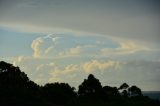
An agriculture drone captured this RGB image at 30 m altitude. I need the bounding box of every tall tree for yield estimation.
[78,74,103,99]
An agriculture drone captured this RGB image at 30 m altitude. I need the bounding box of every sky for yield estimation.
[0,0,160,91]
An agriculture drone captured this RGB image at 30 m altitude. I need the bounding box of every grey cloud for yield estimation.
[0,0,159,45]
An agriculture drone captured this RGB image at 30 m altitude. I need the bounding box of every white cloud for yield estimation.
[3,32,159,90]
[51,37,61,43]
[30,59,123,84]
[30,34,156,60]
[29,34,100,58]
[82,60,122,73]
[15,33,160,67]
[45,46,54,54]
[49,64,79,81]
[58,46,84,57]
[13,56,25,66]
[10,54,160,90]
[31,37,44,58]
[30,34,63,58]
[12,56,32,67]
[68,46,82,55]
[101,41,149,56]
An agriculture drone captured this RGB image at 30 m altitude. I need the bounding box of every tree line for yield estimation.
[0,61,159,106]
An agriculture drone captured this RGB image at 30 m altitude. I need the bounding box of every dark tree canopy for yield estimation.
[103,86,119,97]
[0,61,42,106]
[42,82,77,105]
[0,61,30,88]
[128,85,142,96]
[78,74,103,96]
[118,83,129,90]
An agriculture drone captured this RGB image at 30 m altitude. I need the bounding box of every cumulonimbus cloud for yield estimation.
[30,34,152,59]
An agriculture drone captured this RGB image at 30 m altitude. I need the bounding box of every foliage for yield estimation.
[42,82,77,105]
[128,85,142,96]
[119,83,129,90]
[78,74,102,95]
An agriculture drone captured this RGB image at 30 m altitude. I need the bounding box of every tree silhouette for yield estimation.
[118,83,129,97]
[0,61,38,89]
[78,74,104,103]
[128,85,142,96]
[0,61,41,106]
[42,82,77,105]
[118,83,129,90]
[103,86,119,97]
[0,61,159,106]
[78,74,103,96]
